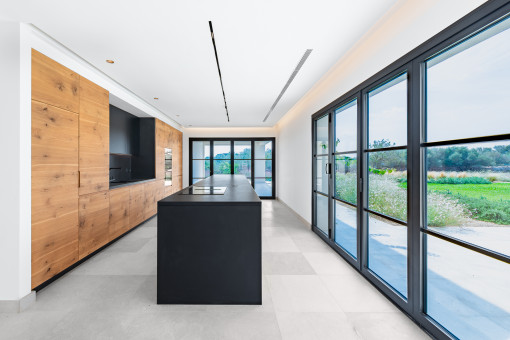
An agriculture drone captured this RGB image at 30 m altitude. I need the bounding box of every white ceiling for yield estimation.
[2,0,397,127]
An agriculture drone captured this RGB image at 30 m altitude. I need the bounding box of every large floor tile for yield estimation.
[263,252,315,275]
[267,275,341,313]
[303,252,356,275]
[347,312,431,340]
[263,236,300,253]
[276,311,361,340]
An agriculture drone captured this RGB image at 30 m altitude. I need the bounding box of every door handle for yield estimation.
[325,163,331,174]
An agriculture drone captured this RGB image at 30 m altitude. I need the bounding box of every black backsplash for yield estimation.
[109,105,155,183]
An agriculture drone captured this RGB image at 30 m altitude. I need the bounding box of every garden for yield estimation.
[335,139,510,227]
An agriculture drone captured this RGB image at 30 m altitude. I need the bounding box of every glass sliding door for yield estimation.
[234,141,251,182]
[423,15,510,339]
[213,141,231,174]
[365,72,408,298]
[191,141,211,184]
[254,141,273,196]
[189,138,276,198]
[314,114,330,235]
[334,99,358,258]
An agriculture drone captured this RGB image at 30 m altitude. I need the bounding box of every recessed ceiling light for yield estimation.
[106,59,114,64]
[176,115,180,117]
[154,97,159,100]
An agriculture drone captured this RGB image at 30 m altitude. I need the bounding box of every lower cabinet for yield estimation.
[109,186,130,240]
[79,191,110,259]
[130,184,145,228]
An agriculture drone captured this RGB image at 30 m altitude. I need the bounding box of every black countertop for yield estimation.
[159,175,260,205]
[109,178,156,189]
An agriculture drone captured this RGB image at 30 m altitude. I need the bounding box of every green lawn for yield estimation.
[427,183,510,202]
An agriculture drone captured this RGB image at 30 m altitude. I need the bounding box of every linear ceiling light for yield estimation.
[263,49,312,122]
[209,21,230,122]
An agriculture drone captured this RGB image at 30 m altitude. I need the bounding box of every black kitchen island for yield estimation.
[157,174,262,304]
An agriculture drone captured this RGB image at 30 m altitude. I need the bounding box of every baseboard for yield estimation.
[276,197,311,229]
[0,291,36,313]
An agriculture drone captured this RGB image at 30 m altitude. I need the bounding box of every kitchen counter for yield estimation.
[109,178,156,189]
[157,174,262,304]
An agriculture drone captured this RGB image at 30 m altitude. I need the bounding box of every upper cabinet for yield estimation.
[31,49,80,113]
[79,77,110,195]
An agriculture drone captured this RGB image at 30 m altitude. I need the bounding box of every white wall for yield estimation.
[182,127,277,187]
[275,0,487,223]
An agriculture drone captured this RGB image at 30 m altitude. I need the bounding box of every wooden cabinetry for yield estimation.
[31,50,184,289]
[31,49,80,113]
[129,184,145,228]
[31,100,79,289]
[78,191,110,259]
[109,186,130,240]
[155,119,183,197]
[79,77,109,196]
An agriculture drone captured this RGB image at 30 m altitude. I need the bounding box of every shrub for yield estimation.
[427,192,469,227]
[452,195,510,225]
[427,176,491,185]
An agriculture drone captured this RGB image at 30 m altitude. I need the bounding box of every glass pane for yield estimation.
[255,141,272,159]
[234,141,251,159]
[368,73,407,148]
[368,150,407,221]
[425,233,510,340]
[192,160,210,178]
[335,154,357,204]
[425,141,510,256]
[316,115,329,154]
[335,100,357,153]
[255,160,272,179]
[213,141,231,159]
[213,160,230,174]
[368,213,407,297]
[234,160,251,179]
[255,178,272,197]
[426,16,510,142]
[316,194,328,235]
[192,141,210,159]
[335,200,357,258]
[316,156,328,194]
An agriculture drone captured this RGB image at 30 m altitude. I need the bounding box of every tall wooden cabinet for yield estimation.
[31,50,183,289]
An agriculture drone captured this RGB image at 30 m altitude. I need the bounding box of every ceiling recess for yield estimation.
[263,49,312,122]
[209,21,230,122]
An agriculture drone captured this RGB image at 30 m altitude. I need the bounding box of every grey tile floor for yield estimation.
[0,200,431,340]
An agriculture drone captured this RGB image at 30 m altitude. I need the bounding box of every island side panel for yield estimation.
[157,202,261,304]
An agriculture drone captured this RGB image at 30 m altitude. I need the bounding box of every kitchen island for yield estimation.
[157,174,262,304]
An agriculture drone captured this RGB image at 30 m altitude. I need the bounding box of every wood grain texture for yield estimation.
[32,49,80,113]
[155,119,166,180]
[79,77,109,195]
[109,186,130,240]
[31,100,79,288]
[79,191,110,259]
[129,184,145,228]
[143,181,158,220]
[155,119,183,193]
[155,179,165,201]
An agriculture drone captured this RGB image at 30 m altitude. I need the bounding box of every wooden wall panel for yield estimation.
[129,184,145,228]
[79,191,110,259]
[32,49,80,113]
[109,186,130,240]
[31,100,79,288]
[79,77,109,196]
[155,119,166,180]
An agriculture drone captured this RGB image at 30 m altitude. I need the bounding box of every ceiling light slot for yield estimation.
[209,21,230,122]
[263,49,312,122]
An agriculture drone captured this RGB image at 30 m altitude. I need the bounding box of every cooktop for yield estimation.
[179,186,227,195]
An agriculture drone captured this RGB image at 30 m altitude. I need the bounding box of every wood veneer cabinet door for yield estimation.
[32,49,80,113]
[109,186,130,240]
[143,181,158,220]
[79,191,110,259]
[79,77,109,196]
[130,184,145,228]
[31,100,79,288]
[155,119,166,180]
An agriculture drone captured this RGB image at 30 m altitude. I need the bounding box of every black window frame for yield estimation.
[311,1,510,339]
[189,137,276,199]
